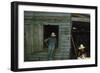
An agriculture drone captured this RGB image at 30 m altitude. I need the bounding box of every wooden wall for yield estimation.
[24,11,72,60]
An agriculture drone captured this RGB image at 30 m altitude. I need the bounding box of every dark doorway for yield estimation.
[43,25,59,48]
[71,21,90,59]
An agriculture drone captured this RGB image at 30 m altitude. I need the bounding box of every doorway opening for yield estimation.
[71,21,90,59]
[43,25,59,48]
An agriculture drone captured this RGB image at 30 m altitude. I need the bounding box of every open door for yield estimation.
[43,25,59,48]
[71,21,90,59]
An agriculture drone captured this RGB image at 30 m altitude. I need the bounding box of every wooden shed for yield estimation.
[24,11,72,61]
